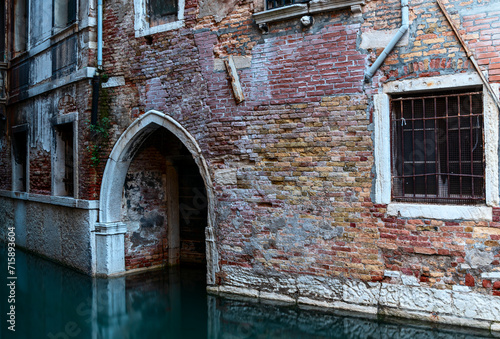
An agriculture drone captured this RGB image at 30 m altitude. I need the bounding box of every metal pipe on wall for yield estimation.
[97,0,103,69]
[365,0,409,81]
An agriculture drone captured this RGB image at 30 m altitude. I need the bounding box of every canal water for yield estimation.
[0,243,495,339]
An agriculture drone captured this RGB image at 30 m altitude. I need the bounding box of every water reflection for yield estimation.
[0,244,494,338]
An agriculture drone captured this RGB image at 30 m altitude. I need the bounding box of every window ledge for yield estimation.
[387,203,492,221]
[135,20,184,38]
[0,189,98,210]
[254,4,308,25]
[51,22,79,44]
[253,0,365,26]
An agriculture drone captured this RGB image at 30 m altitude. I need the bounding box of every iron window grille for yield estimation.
[390,90,484,205]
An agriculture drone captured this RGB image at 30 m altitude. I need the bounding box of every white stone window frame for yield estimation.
[374,73,499,221]
[133,0,185,38]
[51,112,78,198]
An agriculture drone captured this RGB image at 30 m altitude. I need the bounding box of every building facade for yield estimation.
[1,0,500,330]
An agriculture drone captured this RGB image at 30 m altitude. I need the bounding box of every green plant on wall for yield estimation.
[86,115,110,168]
[87,116,110,167]
[87,78,112,168]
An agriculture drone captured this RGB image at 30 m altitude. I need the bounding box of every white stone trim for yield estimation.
[211,266,500,331]
[51,112,79,198]
[95,222,127,275]
[0,189,99,209]
[133,0,185,38]
[253,0,365,25]
[8,67,97,104]
[484,83,500,206]
[481,272,500,279]
[102,76,126,88]
[253,4,308,25]
[373,93,391,205]
[373,73,499,220]
[387,203,492,221]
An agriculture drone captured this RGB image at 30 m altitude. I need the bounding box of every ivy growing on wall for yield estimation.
[87,73,111,168]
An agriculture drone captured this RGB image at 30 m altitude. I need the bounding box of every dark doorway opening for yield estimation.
[122,127,207,271]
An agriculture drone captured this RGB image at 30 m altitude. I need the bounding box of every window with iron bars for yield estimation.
[390,89,484,205]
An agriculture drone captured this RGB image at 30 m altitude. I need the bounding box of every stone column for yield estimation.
[95,222,127,275]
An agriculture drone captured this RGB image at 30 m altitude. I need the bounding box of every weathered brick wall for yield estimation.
[96,0,500,296]
[374,205,500,295]
[29,149,51,194]
[0,0,498,322]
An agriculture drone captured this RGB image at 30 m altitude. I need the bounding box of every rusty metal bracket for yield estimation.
[437,0,500,110]
[224,55,245,104]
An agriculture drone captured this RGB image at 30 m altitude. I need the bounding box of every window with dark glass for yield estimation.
[13,0,28,53]
[54,123,74,197]
[53,0,77,29]
[12,128,28,192]
[391,89,484,205]
[148,0,178,27]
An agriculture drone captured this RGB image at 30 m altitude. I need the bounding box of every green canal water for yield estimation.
[0,242,495,339]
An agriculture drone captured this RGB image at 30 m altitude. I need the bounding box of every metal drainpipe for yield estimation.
[365,0,409,81]
[91,0,103,126]
[97,0,103,69]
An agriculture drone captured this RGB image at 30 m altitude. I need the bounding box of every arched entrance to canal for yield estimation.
[98,110,218,283]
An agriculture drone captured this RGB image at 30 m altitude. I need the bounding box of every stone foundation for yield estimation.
[0,191,98,275]
[208,266,500,332]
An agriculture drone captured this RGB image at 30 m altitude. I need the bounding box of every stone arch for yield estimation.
[98,110,218,283]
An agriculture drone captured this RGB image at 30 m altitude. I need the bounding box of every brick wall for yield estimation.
[93,0,500,294]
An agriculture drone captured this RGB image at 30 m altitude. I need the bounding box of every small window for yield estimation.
[133,0,185,37]
[54,123,74,197]
[12,128,28,192]
[13,0,28,53]
[148,0,178,27]
[53,0,77,29]
[391,90,484,205]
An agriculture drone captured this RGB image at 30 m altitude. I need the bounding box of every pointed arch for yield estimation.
[98,110,218,283]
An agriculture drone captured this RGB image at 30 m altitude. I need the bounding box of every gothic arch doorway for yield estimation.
[98,111,218,283]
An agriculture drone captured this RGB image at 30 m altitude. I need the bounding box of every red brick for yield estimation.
[465,274,475,287]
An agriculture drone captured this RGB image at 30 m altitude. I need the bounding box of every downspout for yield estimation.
[91,0,103,126]
[97,0,103,69]
[365,0,409,81]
